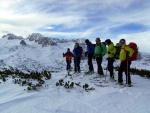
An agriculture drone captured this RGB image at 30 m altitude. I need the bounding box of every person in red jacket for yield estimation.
[63,48,74,71]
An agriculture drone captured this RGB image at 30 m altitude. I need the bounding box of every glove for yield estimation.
[93,55,95,59]
[63,53,65,57]
[115,66,119,71]
[108,52,110,54]
[85,52,88,57]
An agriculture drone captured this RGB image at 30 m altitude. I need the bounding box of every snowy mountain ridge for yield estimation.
[0,33,77,72]
[0,33,150,72]
[2,33,24,40]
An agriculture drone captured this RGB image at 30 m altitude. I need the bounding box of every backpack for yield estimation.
[102,42,106,47]
[101,42,106,56]
[122,42,138,61]
[93,44,96,48]
[128,42,138,61]
[95,42,106,56]
[114,43,121,60]
[88,43,95,53]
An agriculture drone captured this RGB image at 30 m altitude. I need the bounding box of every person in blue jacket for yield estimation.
[73,43,83,73]
[85,39,95,74]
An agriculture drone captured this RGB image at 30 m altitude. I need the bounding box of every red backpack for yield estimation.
[128,42,138,61]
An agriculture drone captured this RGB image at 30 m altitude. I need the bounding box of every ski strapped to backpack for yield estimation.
[122,42,138,61]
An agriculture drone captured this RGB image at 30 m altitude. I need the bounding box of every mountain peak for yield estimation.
[2,33,23,40]
[27,33,45,41]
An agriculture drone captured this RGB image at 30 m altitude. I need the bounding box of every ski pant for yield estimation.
[118,60,131,84]
[66,60,71,70]
[107,58,114,78]
[88,53,94,71]
[96,57,103,75]
[74,57,81,72]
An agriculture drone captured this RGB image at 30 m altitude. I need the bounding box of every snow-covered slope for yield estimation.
[0,33,75,72]
[0,33,150,113]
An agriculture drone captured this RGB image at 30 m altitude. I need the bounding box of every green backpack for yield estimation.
[114,43,121,59]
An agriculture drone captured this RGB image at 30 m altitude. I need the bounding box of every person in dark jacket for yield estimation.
[63,48,74,71]
[85,39,95,74]
[73,43,83,73]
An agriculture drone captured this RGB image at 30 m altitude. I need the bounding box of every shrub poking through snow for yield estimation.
[55,79,95,91]
[0,69,52,91]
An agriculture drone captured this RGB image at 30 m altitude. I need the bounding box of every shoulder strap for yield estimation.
[99,43,103,52]
[122,46,129,57]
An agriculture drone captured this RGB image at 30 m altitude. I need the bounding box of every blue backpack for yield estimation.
[88,42,95,53]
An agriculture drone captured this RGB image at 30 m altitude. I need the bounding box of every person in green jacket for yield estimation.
[94,37,106,77]
[118,39,134,87]
[105,39,116,81]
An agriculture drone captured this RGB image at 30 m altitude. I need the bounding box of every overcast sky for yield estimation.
[0,0,150,52]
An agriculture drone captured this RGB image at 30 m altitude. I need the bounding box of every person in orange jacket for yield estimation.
[63,48,74,71]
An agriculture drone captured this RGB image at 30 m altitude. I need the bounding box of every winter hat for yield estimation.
[67,48,70,51]
[119,39,126,44]
[74,43,79,48]
[96,37,100,41]
[85,39,89,43]
[105,39,111,45]
[76,43,79,46]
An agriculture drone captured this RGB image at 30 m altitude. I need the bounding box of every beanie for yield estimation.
[67,48,70,51]
[119,39,126,44]
[96,37,100,41]
[105,39,111,45]
[85,39,89,43]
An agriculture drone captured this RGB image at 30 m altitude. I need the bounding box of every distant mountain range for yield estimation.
[0,33,149,72]
[0,33,80,72]
[2,33,74,47]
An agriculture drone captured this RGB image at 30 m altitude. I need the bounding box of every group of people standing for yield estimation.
[63,38,134,87]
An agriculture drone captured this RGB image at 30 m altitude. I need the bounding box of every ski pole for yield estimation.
[105,67,107,82]
[75,57,77,73]
[127,59,129,85]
